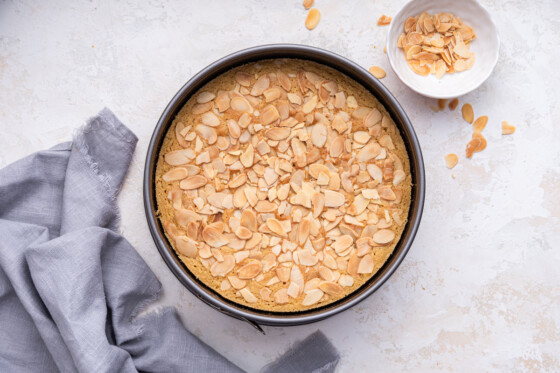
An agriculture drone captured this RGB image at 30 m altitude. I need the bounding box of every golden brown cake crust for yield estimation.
[155,59,412,312]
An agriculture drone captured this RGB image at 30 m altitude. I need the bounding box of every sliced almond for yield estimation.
[324,190,345,207]
[502,121,516,135]
[319,281,344,296]
[462,103,474,123]
[372,229,395,245]
[210,254,235,277]
[357,254,374,274]
[203,226,229,247]
[357,142,381,162]
[369,66,386,79]
[311,123,327,147]
[163,167,189,182]
[179,175,208,190]
[227,275,247,290]
[175,236,197,258]
[237,260,263,279]
[305,9,321,30]
[302,288,323,305]
[267,218,287,237]
[473,115,488,133]
[445,153,458,169]
[239,288,258,303]
[165,149,194,165]
[264,127,290,140]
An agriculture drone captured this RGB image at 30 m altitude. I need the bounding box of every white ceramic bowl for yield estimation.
[386,0,499,99]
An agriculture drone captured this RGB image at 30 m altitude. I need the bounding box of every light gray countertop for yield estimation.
[1,0,559,371]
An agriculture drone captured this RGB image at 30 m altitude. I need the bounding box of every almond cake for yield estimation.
[155,59,412,312]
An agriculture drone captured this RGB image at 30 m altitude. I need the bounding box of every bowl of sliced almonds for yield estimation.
[387,0,499,99]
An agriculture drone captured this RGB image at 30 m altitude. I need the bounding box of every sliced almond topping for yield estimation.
[502,121,516,135]
[347,253,360,277]
[312,192,325,218]
[378,186,396,201]
[179,175,208,190]
[235,226,253,240]
[255,200,277,213]
[261,105,280,125]
[462,103,474,123]
[393,170,406,186]
[302,288,323,306]
[324,190,345,207]
[197,92,215,104]
[330,136,345,158]
[264,127,290,140]
[237,260,263,279]
[445,153,458,169]
[210,254,235,277]
[240,144,254,168]
[263,87,282,103]
[175,236,197,258]
[202,226,229,247]
[333,234,353,253]
[230,95,253,113]
[357,254,374,274]
[228,173,248,189]
[297,218,311,245]
[302,95,318,114]
[227,119,241,139]
[311,123,327,147]
[241,210,257,231]
[372,229,395,245]
[267,218,287,237]
[240,288,258,303]
[338,274,354,287]
[227,275,247,290]
[274,288,289,304]
[357,142,381,162]
[251,75,270,96]
[163,167,189,182]
[165,149,194,166]
[235,72,252,87]
[472,133,487,152]
[319,281,344,296]
[303,0,313,9]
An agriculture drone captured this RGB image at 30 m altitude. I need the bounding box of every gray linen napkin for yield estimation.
[0,108,340,373]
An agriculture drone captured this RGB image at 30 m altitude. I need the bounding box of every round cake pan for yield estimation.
[144,44,425,330]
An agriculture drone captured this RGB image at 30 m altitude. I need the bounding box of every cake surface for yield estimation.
[155,59,412,312]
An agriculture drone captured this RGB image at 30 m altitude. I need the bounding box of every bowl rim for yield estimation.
[385,0,500,99]
[143,43,426,327]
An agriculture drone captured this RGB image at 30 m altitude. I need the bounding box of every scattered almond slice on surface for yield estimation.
[472,115,488,133]
[465,137,481,158]
[369,66,386,79]
[305,8,321,30]
[437,99,447,110]
[445,153,458,169]
[377,15,392,26]
[462,103,474,123]
[448,98,459,110]
[303,0,313,10]
[502,121,516,135]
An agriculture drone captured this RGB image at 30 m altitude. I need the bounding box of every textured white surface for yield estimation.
[1,0,559,371]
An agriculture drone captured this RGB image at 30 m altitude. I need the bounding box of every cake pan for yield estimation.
[144,44,425,331]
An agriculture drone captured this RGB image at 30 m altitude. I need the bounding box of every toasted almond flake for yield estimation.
[330,136,345,158]
[338,274,354,287]
[312,192,325,218]
[302,288,323,305]
[353,131,371,144]
[449,98,459,110]
[175,236,197,258]
[462,103,474,123]
[165,149,194,165]
[333,235,353,253]
[237,260,262,279]
[372,229,395,245]
[319,281,344,296]
[235,226,253,240]
[472,133,487,152]
[210,254,235,277]
[473,115,488,133]
[230,95,253,113]
[235,72,252,86]
[267,218,287,237]
[378,186,396,201]
[303,0,313,9]
[324,190,345,207]
[179,175,208,190]
[311,123,327,147]
[261,105,280,125]
[302,95,318,114]
[445,153,458,169]
[465,137,481,158]
[377,14,392,26]
[263,87,282,103]
[274,288,289,304]
[202,226,229,248]
[197,91,215,104]
[502,121,516,135]
[393,170,406,186]
[239,288,258,303]
[163,168,189,182]
[358,254,374,274]
[227,275,247,290]
[369,66,386,79]
[264,127,290,140]
[240,144,254,168]
[305,8,321,30]
[357,142,381,162]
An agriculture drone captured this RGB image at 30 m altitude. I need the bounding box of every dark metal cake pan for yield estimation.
[144,44,425,330]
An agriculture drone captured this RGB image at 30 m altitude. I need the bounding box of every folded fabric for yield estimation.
[0,108,340,373]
